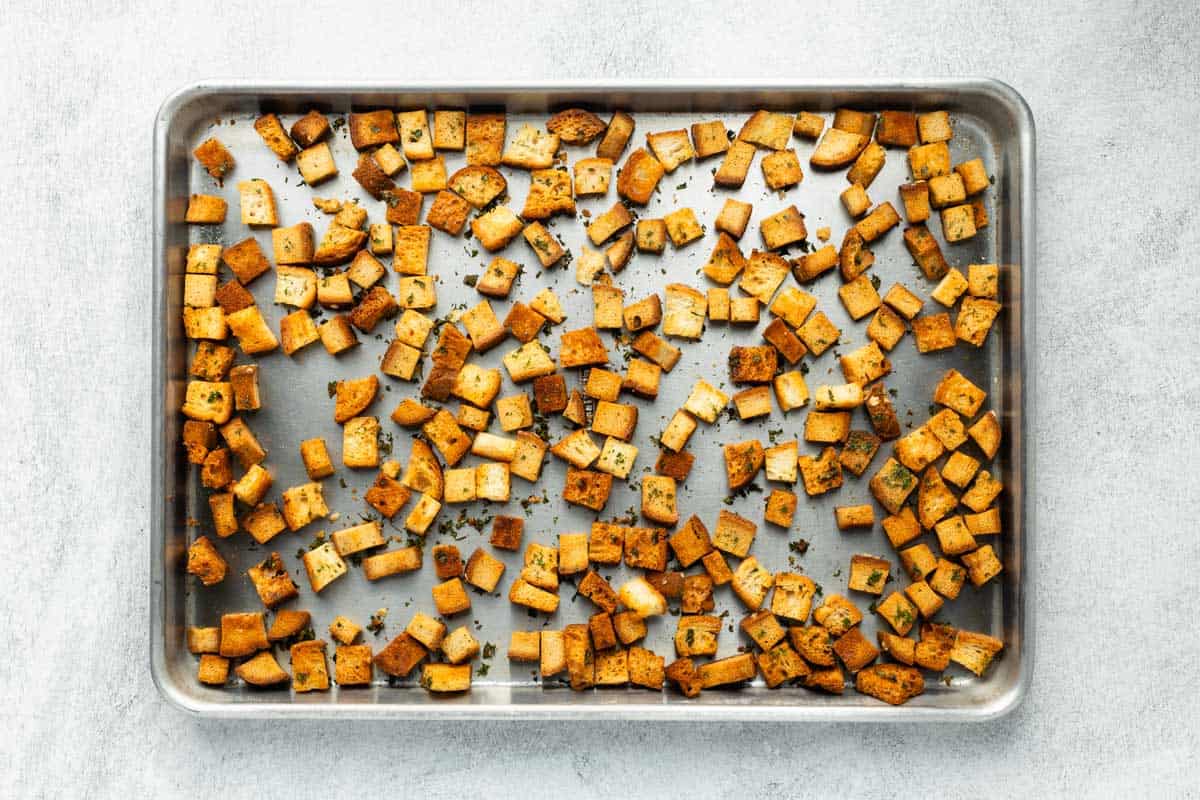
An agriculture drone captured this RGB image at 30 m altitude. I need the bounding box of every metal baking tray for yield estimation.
[152,80,1034,720]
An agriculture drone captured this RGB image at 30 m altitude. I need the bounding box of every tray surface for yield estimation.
[152,80,1033,719]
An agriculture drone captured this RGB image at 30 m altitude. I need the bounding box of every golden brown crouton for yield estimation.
[547,108,606,144]
[723,441,765,492]
[465,112,505,166]
[186,536,227,587]
[728,345,777,385]
[373,632,427,678]
[596,111,635,161]
[855,663,924,705]
[254,113,298,161]
[235,652,289,686]
[617,148,665,204]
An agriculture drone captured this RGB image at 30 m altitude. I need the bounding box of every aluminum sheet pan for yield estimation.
[152,80,1034,720]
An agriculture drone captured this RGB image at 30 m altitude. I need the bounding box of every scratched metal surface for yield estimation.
[152,82,1030,718]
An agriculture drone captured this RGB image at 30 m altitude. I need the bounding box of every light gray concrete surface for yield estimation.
[2,0,1198,796]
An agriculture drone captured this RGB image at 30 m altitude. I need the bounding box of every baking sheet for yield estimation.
[152,81,1033,719]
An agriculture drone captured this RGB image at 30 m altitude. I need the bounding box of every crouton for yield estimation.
[443,167,505,213]
[429,109,466,150]
[714,198,753,239]
[796,311,840,357]
[573,156,613,197]
[348,109,398,150]
[675,615,721,658]
[929,173,967,209]
[761,318,805,365]
[373,633,427,679]
[334,644,373,686]
[665,658,703,697]
[197,655,230,686]
[563,390,587,427]
[542,107,604,145]
[302,542,347,593]
[574,570,618,614]
[184,193,227,224]
[364,473,412,519]
[838,274,883,321]
[738,110,793,149]
[587,522,624,566]
[558,327,608,368]
[760,205,807,250]
[523,168,576,220]
[193,137,235,181]
[641,477,678,526]
[182,420,218,465]
[296,142,338,186]
[814,595,865,638]
[714,292,733,323]
[792,243,839,283]
[462,547,506,593]
[847,142,886,188]
[712,139,756,188]
[409,155,447,193]
[875,110,917,147]
[956,296,1002,347]
[740,250,790,303]
[810,128,867,169]
[950,630,1005,676]
[728,345,777,385]
[805,410,851,444]
[500,123,559,170]
[854,202,901,243]
[731,556,774,610]
[619,148,667,206]
[768,573,815,624]
[591,400,637,441]
[631,331,681,371]
[769,287,816,330]
[647,129,695,172]
[182,307,226,342]
[465,112,505,166]
[351,152,396,200]
[664,207,704,247]
[280,481,329,532]
[596,437,639,479]
[253,113,298,161]
[762,149,803,189]
[733,386,772,420]
[186,536,227,587]
[690,119,730,158]
[182,379,234,426]
[741,608,788,651]
[856,663,924,705]
[840,342,892,386]
[833,625,879,673]
[240,503,285,544]
[710,510,755,558]
[244,550,298,609]
[235,652,289,686]
[909,141,951,180]
[632,218,666,254]
[563,468,612,511]
[508,631,541,663]
[592,110,638,160]
[799,447,843,496]
[659,283,706,339]
[379,339,421,380]
[522,221,566,268]
[962,544,1003,586]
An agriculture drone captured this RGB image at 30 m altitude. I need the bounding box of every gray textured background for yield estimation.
[2,1,1198,797]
